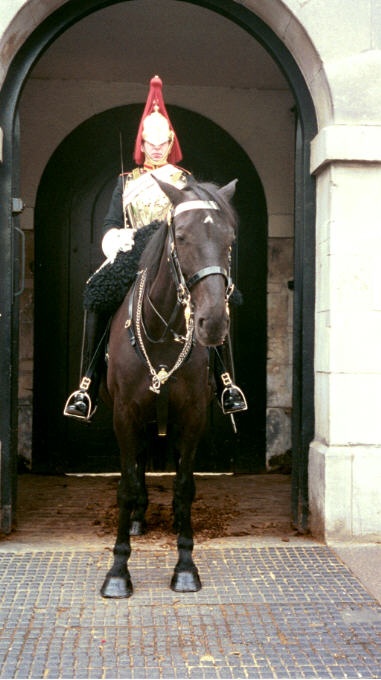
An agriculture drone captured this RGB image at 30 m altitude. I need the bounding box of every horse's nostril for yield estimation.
[196,314,229,345]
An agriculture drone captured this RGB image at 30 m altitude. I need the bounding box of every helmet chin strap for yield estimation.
[142,132,175,168]
[143,155,169,169]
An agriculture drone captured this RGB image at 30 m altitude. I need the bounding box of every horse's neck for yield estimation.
[142,249,184,338]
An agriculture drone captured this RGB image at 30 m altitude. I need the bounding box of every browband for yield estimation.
[173,200,219,217]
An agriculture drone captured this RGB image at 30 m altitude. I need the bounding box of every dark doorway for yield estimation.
[33,104,267,474]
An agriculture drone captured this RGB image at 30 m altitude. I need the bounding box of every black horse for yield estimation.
[100,176,238,598]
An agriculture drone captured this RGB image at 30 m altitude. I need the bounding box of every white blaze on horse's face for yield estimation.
[153,175,237,347]
[174,199,236,348]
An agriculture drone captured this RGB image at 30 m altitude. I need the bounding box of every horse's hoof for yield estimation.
[170,571,202,592]
[130,520,144,536]
[100,576,133,598]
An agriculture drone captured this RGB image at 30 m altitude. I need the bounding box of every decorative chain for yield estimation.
[134,269,195,394]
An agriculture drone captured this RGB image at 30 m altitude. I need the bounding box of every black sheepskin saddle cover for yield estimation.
[83,221,163,314]
[83,220,243,315]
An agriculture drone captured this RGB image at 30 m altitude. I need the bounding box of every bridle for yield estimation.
[167,198,235,312]
[127,195,235,394]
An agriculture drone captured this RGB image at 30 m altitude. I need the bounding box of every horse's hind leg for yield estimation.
[171,453,202,592]
[100,474,136,598]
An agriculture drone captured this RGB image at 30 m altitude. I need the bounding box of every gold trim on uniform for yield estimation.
[122,164,188,231]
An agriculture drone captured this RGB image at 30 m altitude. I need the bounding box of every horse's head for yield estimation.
[154,175,238,347]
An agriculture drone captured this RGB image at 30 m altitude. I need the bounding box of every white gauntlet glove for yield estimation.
[101,228,135,262]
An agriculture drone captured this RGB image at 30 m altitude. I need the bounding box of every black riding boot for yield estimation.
[213,340,247,415]
[64,310,109,422]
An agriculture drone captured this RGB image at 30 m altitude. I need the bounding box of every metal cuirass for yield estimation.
[122,164,188,230]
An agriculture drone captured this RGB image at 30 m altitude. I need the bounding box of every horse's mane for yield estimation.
[83,178,241,315]
[139,178,237,287]
[139,219,169,285]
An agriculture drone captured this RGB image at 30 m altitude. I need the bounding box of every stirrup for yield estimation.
[63,388,96,422]
[219,372,248,415]
[221,385,248,415]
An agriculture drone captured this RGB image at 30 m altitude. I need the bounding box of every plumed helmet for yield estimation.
[133,75,182,165]
[142,109,172,146]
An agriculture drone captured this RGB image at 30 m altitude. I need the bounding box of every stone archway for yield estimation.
[0,0,321,532]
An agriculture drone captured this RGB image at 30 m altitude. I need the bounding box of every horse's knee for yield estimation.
[173,474,195,502]
[117,477,140,509]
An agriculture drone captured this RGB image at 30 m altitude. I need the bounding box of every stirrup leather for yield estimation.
[220,372,248,415]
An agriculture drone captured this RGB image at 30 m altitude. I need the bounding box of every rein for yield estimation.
[126,197,235,395]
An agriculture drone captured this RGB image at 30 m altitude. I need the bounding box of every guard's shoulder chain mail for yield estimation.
[122,164,188,230]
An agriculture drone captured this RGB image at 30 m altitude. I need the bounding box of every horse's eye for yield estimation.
[176,230,186,244]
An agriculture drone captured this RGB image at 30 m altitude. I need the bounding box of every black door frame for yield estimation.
[0,0,317,533]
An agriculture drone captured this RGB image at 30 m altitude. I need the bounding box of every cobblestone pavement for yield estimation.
[0,543,380,679]
[0,475,380,679]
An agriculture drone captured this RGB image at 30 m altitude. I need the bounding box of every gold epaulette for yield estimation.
[120,168,144,180]
[172,170,185,184]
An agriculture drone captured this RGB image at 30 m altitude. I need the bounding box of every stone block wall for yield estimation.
[266,238,294,468]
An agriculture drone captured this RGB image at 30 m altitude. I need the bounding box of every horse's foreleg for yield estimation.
[129,452,148,536]
[171,456,202,592]
[100,473,136,598]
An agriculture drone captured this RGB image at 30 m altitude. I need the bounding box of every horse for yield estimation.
[100,176,238,598]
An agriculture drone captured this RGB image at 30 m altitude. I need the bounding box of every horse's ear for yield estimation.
[218,179,238,203]
[152,176,184,206]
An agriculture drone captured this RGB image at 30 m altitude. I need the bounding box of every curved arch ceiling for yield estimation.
[28,0,289,90]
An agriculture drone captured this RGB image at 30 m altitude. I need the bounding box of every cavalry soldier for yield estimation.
[64,75,247,422]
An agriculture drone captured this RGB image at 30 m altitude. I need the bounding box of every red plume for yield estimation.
[133,75,182,165]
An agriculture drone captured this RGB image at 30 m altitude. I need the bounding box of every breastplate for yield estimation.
[123,164,188,230]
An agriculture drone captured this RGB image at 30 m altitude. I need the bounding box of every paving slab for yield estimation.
[0,543,380,679]
[330,543,381,605]
[1,474,380,679]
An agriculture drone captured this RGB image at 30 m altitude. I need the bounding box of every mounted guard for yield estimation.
[64,75,247,423]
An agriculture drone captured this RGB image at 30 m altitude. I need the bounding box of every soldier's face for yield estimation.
[142,140,170,163]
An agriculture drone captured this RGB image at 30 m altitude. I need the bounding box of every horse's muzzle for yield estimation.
[194,311,229,347]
